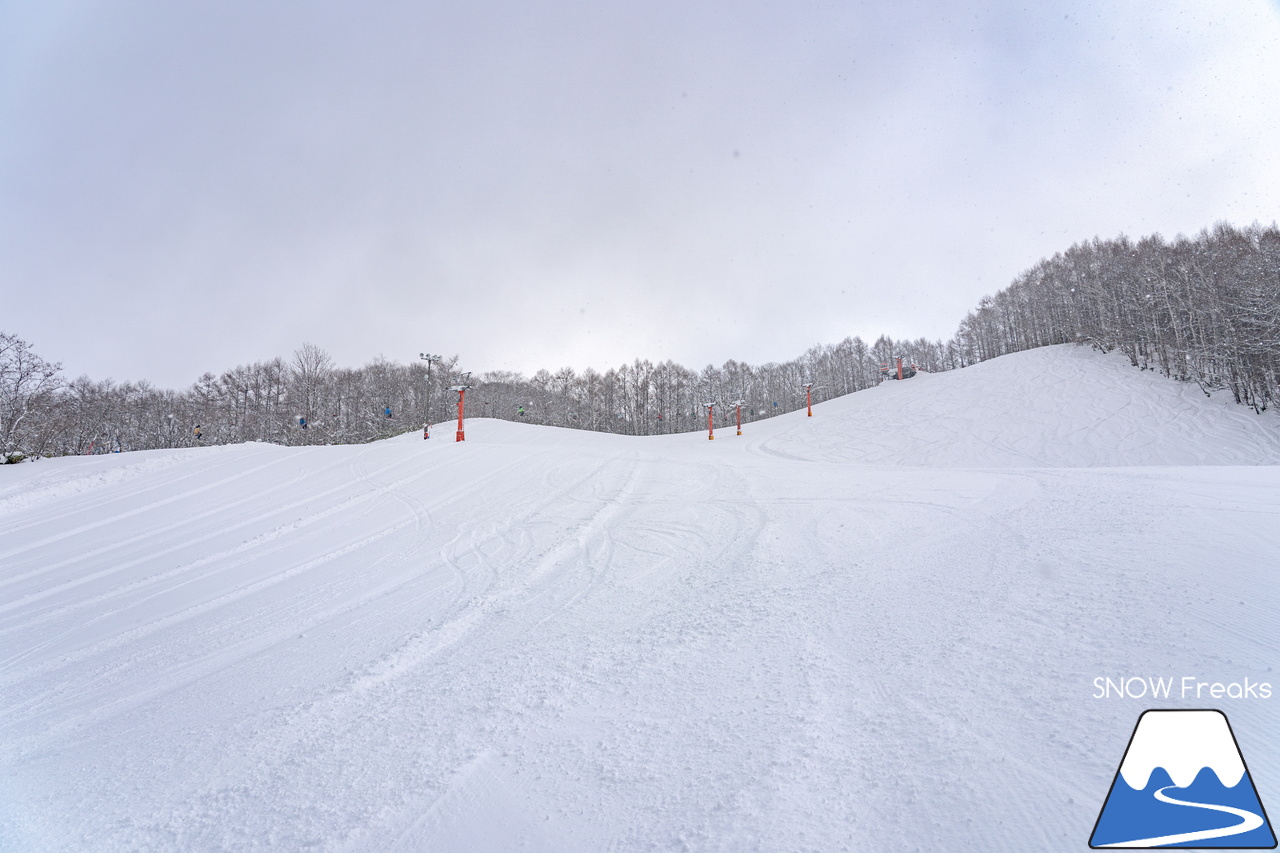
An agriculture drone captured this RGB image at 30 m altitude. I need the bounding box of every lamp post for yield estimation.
[705,402,716,440]
[450,372,473,442]
[730,399,745,435]
[803,383,814,417]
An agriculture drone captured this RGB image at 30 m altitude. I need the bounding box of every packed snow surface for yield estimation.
[2,344,1278,851]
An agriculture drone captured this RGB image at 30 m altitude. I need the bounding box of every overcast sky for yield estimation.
[2,0,1279,387]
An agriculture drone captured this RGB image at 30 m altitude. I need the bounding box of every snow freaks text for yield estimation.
[1093,677,1273,701]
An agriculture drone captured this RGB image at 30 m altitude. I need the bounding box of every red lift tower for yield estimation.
[730,399,745,435]
[450,374,473,442]
[803,383,814,417]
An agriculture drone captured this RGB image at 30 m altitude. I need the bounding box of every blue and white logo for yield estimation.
[1091,709,1276,848]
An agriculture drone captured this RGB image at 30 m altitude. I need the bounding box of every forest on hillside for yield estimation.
[3,222,1278,460]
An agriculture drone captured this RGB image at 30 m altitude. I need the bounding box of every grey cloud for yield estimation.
[2,0,1277,386]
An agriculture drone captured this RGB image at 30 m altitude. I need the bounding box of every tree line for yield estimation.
[3,221,1277,460]
[468,331,951,437]
[0,329,944,458]
[0,337,468,460]
[948,221,1280,413]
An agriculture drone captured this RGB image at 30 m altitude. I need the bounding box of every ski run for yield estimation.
[2,343,1279,851]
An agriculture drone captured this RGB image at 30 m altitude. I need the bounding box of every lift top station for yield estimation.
[880,357,917,380]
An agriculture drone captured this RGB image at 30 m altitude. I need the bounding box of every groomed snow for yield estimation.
[2,344,1278,851]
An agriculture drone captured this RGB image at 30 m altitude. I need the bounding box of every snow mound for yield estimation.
[753,344,1280,467]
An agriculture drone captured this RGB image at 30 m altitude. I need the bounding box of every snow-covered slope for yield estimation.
[1,345,1278,852]
[753,344,1280,467]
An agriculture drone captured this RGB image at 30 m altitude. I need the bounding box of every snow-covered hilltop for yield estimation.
[753,344,1280,467]
[2,345,1278,852]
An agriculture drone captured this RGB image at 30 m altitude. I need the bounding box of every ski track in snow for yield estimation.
[1,345,1278,852]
